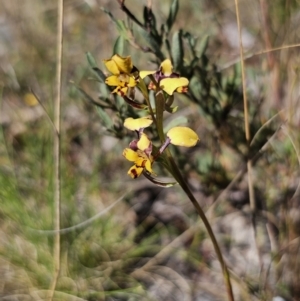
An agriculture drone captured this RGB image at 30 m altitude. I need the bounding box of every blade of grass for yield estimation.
[220,43,300,71]
[48,0,64,300]
[234,0,262,272]
[29,192,129,235]
[30,89,56,131]
[259,0,280,107]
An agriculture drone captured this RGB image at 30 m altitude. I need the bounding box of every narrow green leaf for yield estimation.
[86,52,98,68]
[134,24,164,60]
[166,0,179,32]
[101,7,129,39]
[143,172,177,187]
[123,96,148,110]
[165,38,171,56]
[143,6,149,26]
[189,76,202,99]
[99,83,110,100]
[150,9,158,33]
[115,20,129,38]
[165,94,178,113]
[183,31,197,58]
[100,7,117,23]
[143,29,164,59]
[92,67,106,83]
[171,30,184,70]
[165,105,178,114]
[96,106,113,129]
[137,79,150,103]
[143,6,160,42]
[165,94,174,107]
[113,35,125,56]
[77,87,98,105]
[77,86,109,109]
[115,95,124,110]
[183,32,195,48]
[197,35,209,57]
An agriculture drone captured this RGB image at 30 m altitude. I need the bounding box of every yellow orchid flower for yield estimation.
[103,54,138,97]
[167,127,199,147]
[123,133,154,178]
[140,59,189,95]
[140,59,175,79]
[103,54,133,75]
[160,77,189,95]
[124,116,153,131]
[160,59,173,76]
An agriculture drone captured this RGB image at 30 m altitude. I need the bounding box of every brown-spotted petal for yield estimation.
[128,165,144,178]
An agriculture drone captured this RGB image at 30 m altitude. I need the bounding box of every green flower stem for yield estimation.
[165,148,235,301]
[154,90,166,143]
[137,78,157,125]
[148,74,166,143]
[137,72,234,299]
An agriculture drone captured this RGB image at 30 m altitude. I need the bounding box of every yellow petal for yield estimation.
[127,76,137,87]
[124,117,153,131]
[112,86,128,96]
[140,70,155,79]
[112,54,133,74]
[160,59,173,75]
[135,157,153,174]
[128,165,143,178]
[103,58,120,75]
[105,75,122,87]
[144,159,153,174]
[103,54,133,75]
[135,156,146,166]
[160,77,189,95]
[137,133,151,151]
[167,127,199,147]
[123,148,139,162]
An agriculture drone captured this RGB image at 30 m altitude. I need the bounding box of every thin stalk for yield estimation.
[165,149,235,301]
[142,75,166,143]
[139,64,234,300]
[48,0,64,300]
[233,0,256,216]
[234,0,262,268]
[233,0,250,144]
[259,0,280,107]
[137,77,157,126]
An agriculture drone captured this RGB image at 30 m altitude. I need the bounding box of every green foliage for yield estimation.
[113,35,126,56]
[86,1,278,186]
[166,0,179,33]
[171,30,184,70]
[81,1,299,298]
[1,0,300,300]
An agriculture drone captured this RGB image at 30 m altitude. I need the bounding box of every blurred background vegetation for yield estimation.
[1,0,300,300]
